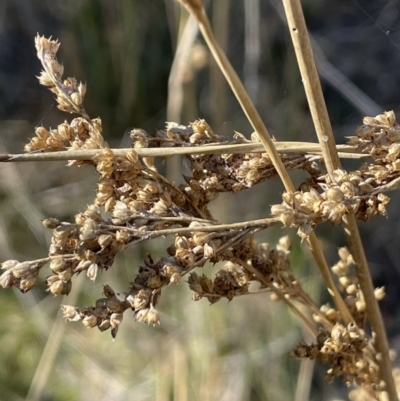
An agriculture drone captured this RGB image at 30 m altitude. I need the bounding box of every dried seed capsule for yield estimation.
[359,182,375,194]
[95,298,107,308]
[50,257,66,274]
[75,260,92,273]
[42,218,60,229]
[338,247,351,262]
[48,277,71,296]
[129,290,150,310]
[147,305,160,326]
[61,305,81,322]
[82,314,98,328]
[70,92,82,106]
[110,313,123,329]
[203,243,216,259]
[84,204,102,220]
[1,260,19,270]
[98,319,111,332]
[175,249,195,267]
[346,284,357,295]
[19,273,37,292]
[374,287,386,301]
[325,308,339,323]
[12,262,31,278]
[146,275,162,289]
[162,264,180,277]
[125,294,136,309]
[325,188,344,202]
[103,285,115,298]
[170,273,181,284]
[58,267,72,282]
[93,307,109,319]
[98,235,113,249]
[87,263,99,281]
[79,219,98,241]
[106,297,123,313]
[175,236,190,250]
[355,300,366,312]
[0,270,14,288]
[135,308,149,323]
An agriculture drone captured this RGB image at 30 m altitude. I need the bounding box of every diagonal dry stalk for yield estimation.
[176,0,353,327]
[281,0,397,399]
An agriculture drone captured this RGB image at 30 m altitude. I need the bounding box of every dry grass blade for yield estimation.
[281,0,397,399]
[167,13,199,122]
[25,274,84,401]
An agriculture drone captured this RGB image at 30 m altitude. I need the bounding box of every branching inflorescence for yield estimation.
[1,33,400,400]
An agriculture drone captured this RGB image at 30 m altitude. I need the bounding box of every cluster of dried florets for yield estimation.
[57,232,295,336]
[297,247,388,394]
[151,122,320,194]
[0,259,47,293]
[271,111,400,240]
[270,172,390,240]
[330,247,386,327]
[27,36,104,156]
[2,35,398,397]
[291,324,379,394]
[35,35,88,116]
[25,118,105,153]
[348,111,400,165]
[187,236,293,303]
[349,368,400,401]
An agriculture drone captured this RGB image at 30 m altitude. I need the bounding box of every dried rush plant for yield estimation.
[2,5,400,401]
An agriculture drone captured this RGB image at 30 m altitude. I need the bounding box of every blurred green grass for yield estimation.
[1,1,400,400]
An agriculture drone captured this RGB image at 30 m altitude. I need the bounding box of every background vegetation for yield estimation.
[1,0,400,400]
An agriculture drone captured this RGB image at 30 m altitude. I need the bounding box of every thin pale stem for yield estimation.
[102,217,280,240]
[243,262,318,337]
[0,142,364,162]
[281,0,397,398]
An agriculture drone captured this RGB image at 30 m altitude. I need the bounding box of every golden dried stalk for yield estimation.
[281,0,397,398]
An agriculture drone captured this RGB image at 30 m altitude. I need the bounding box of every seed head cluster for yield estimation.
[270,112,400,240]
[0,35,398,398]
[291,324,376,392]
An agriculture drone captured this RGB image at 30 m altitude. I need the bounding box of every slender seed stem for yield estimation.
[281,0,397,398]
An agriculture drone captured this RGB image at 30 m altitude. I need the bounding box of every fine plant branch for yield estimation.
[243,262,318,337]
[102,217,280,244]
[177,0,353,329]
[0,142,367,163]
[281,0,397,399]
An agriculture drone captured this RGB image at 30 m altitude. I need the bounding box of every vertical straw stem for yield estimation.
[177,0,353,326]
[281,0,397,399]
